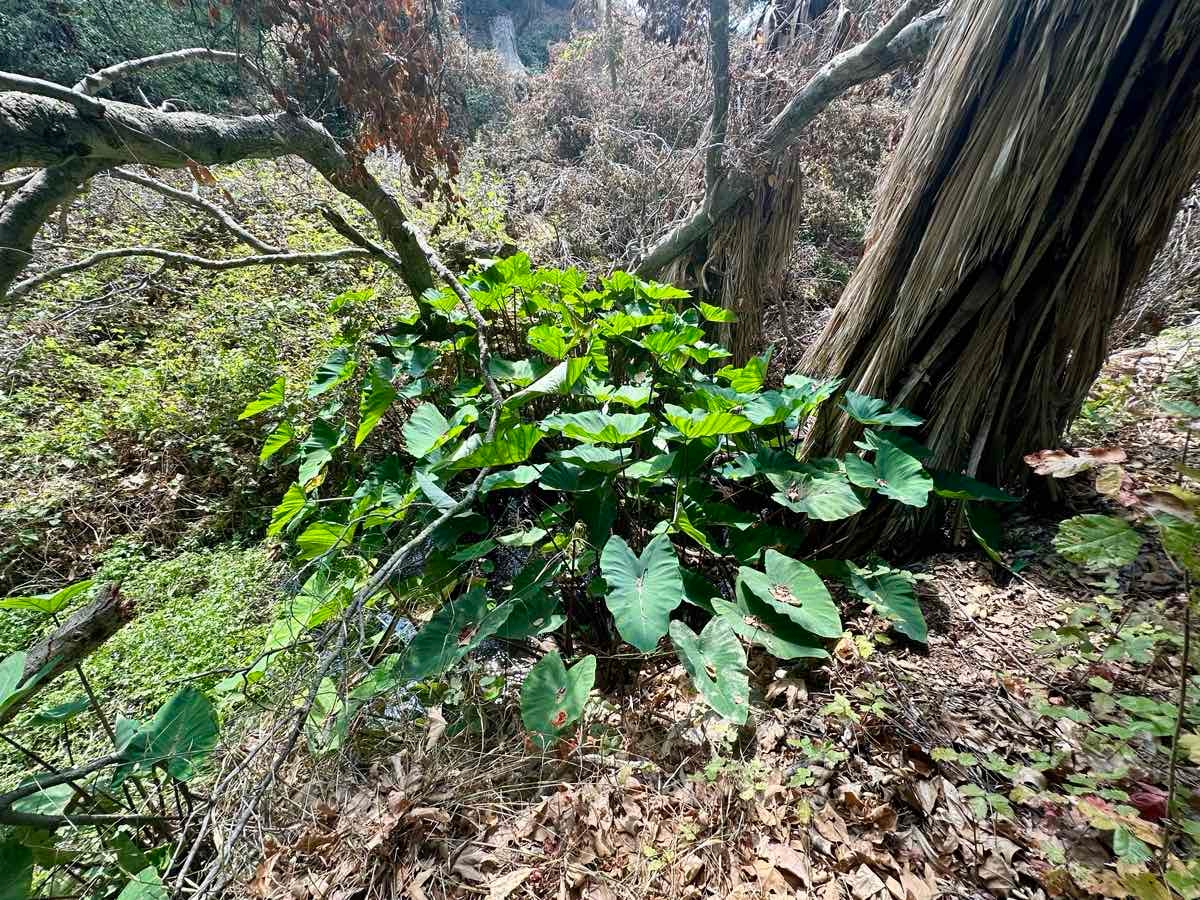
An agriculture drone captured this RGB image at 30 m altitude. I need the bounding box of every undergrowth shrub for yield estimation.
[233,253,1015,748]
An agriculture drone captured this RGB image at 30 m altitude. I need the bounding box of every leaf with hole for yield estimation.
[1054,515,1143,571]
[670,617,750,724]
[848,570,927,642]
[767,466,865,521]
[600,533,684,652]
[396,588,512,682]
[520,652,596,746]
[737,550,841,638]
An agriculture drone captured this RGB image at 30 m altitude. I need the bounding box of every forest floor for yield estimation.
[236,328,1200,900]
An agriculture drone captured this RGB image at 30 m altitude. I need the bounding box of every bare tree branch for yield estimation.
[74,47,270,97]
[704,0,731,211]
[0,72,107,116]
[110,167,282,253]
[635,6,946,277]
[9,245,371,299]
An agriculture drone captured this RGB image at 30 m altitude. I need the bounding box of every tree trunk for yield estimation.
[802,0,1200,495]
[491,15,528,76]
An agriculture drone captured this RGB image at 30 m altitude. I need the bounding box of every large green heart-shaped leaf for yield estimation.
[663,404,753,439]
[116,868,168,900]
[737,550,841,638]
[520,652,596,746]
[872,439,933,507]
[0,651,26,710]
[930,470,1019,503]
[544,411,649,444]
[404,403,450,458]
[1054,515,1143,571]
[0,579,93,615]
[298,418,345,487]
[551,445,627,472]
[711,598,828,661]
[397,588,512,682]
[119,687,219,782]
[698,301,737,323]
[495,589,565,639]
[743,392,803,426]
[841,391,923,427]
[670,618,750,724]
[306,347,356,398]
[639,326,705,356]
[584,380,653,409]
[767,466,865,521]
[355,367,397,448]
[716,351,769,393]
[848,570,927,643]
[600,533,684,652]
[268,483,309,536]
[527,324,571,359]
[238,376,285,420]
[448,424,543,470]
[295,520,356,560]
[480,465,546,493]
[507,358,591,408]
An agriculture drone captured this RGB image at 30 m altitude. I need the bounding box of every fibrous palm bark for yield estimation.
[803,0,1200,490]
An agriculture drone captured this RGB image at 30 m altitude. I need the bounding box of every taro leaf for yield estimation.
[397,588,512,682]
[1155,514,1200,578]
[0,838,33,900]
[0,579,93,615]
[711,597,828,661]
[737,550,841,638]
[296,520,356,560]
[669,617,750,724]
[527,324,570,359]
[1024,447,1127,478]
[841,391,923,427]
[716,352,769,393]
[1054,514,1143,571]
[782,374,842,412]
[931,470,1019,503]
[298,418,344,487]
[12,779,72,816]
[966,501,1003,563]
[119,687,219,782]
[238,376,285,420]
[448,424,543,470]
[600,533,684,652]
[543,411,650,444]
[639,326,705,357]
[550,445,626,472]
[622,452,677,482]
[487,357,543,386]
[496,590,565,639]
[663,404,753,439]
[268,483,309,536]
[597,310,668,336]
[743,391,802,426]
[480,465,546,493]
[0,651,26,709]
[507,357,590,408]
[848,570,927,642]
[639,280,690,300]
[450,538,496,562]
[872,438,933,507]
[596,382,653,409]
[260,421,295,464]
[539,462,606,492]
[32,696,91,724]
[843,454,878,489]
[404,403,451,458]
[115,867,168,900]
[415,471,458,511]
[355,368,397,448]
[856,428,933,460]
[520,652,596,746]
[767,466,865,521]
[698,301,737,323]
[306,348,356,398]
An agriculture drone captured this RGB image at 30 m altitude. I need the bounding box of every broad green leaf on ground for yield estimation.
[260,421,295,464]
[507,357,591,408]
[298,418,344,487]
[268,483,309,536]
[480,465,546,493]
[296,520,356,560]
[527,324,571,359]
[737,550,841,638]
[404,403,451,458]
[600,533,684,652]
[663,404,753,439]
[767,466,865,521]
[118,687,219,782]
[355,368,397,448]
[716,351,770,393]
[115,868,168,900]
[848,570,927,642]
[520,652,596,746]
[711,597,828,660]
[698,301,737,323]
[306,347,356,398]
[670,618,750,724]
[448,424,543,470]
[1054,514,1143,570]
[238,376,285,420]
[841,391,923,427]
[397,588,512,682]
[0,839,33,900]
[931,470,1019,503]
[639,326,705,357]
[871,438,933,507]
[543,410,650,444]
[0,579,93,615]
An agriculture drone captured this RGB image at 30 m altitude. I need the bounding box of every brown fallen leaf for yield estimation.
[762,841,812,887]
[1024,447,1126,478]
[488,867,533,900]
[848,864,886,900]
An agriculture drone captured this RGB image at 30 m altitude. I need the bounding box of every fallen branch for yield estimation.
[0,584,132,726]
[74,47,270,97]
[110,168,282,253]
[0,72,106,116]
[8,245,372,299]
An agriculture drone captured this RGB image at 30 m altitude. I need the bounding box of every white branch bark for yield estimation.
[73,47,269,96]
